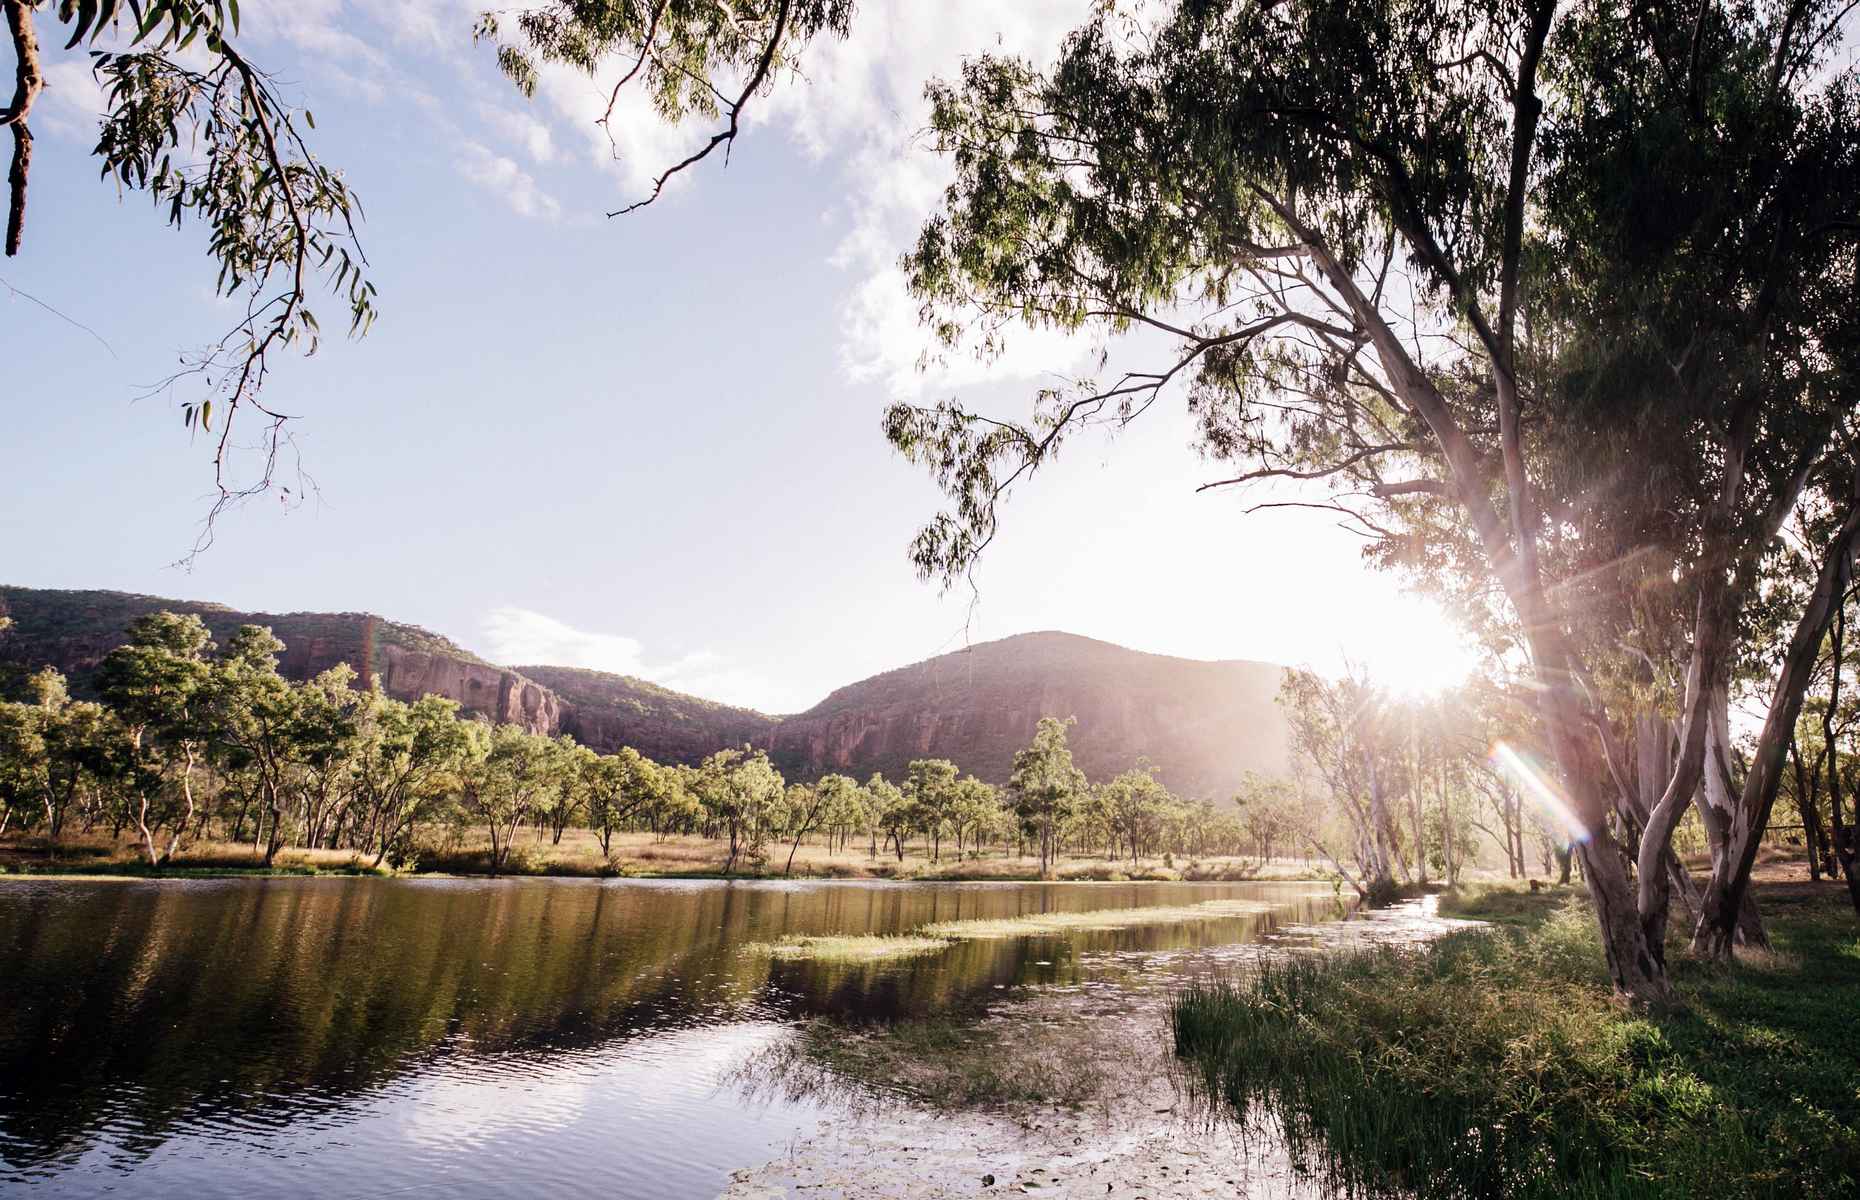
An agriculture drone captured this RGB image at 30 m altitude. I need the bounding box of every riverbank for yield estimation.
[1172,879,1860,1199]
[0,831,1331,885]
[720,900,1467,1199]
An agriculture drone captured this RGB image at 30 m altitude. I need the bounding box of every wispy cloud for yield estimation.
[458,142,561,219]
[753,2,1101,396]
[481,607,804,714]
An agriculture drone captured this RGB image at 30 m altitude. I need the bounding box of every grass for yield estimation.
[746,934,952,963]
[1170,879,1860,1199]
[740,897,1302,962]
[920,897,1285,940]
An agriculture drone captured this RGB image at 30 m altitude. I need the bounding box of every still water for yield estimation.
[0,877,1340,1198]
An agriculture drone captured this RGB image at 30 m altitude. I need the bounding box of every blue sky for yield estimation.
[2,2,1475,713]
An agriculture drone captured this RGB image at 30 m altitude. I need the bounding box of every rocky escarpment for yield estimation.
[0,586,761,760]
[763,631,1288,799]
[373,644,563,734]
[0,587,559,735]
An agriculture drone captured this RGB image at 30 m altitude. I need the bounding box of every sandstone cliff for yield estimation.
[762,631,1288,798]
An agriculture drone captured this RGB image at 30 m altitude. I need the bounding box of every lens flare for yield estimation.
[1489,740,1591,846]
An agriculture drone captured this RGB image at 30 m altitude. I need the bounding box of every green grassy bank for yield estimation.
[1170,881,1860,1199]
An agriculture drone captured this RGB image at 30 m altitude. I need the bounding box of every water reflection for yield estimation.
[0,877,1338,1198]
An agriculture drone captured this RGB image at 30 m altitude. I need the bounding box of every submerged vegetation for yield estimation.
[748,934,951,963]
[921,898,1282,940]
[742,897,1307,963]
[1171,884,1860,1199]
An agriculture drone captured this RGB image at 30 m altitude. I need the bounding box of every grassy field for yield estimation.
[1171,872,1860,1199]
[0,827,1330,884]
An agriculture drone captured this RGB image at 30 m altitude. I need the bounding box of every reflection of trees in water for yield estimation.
[0,879,1331,1171]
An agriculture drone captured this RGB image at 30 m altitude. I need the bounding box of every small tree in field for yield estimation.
[904,758,961,862]
[97,612,214,866]
[585,747,668,858]
[690,747,785,872]
[1009,717,1086,877]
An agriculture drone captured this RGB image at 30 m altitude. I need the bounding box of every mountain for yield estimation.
[0,588,1287,792]
[763,632,1288,798]
[0,587,768,762]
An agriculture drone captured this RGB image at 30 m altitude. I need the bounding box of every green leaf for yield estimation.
[66,0,98,49]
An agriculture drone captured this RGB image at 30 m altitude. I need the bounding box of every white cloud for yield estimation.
[753,1,1101,396]
[482,104,558,164]
[35,61,109,140]
[481,608,803,713]
[458,142,561,219]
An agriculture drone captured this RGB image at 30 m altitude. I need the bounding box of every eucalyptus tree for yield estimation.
[903,757,962,862]
[783,772,859,872]
[350,692,472,868]
[1008,716,1086,876]
[1233,773,1298,865]
[1279,669,1402,896]
[96,610,214,865]
[881,0,1859,998]
[0,694,46,838]
[950,775,1002,855]
[865,772,905,859]
[208,625,303,865]
[538,735,590,845]
[1816,578,1860,912]
[689,746,785,871]
[0,669,113,848]
[291,665,365,851]
[465,724,564,875]
[1103,760,1171,864]
[585,745,668,856]
[822,772,871,854]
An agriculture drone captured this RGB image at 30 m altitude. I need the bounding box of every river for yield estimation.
[0,876,1344,1198]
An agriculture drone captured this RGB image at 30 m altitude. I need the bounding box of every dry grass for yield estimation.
[0,835,384,876]
[4,826,1337,883]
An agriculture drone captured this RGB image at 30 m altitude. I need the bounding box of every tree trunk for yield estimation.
[1695,491,1860,955]
[1821,601,1860,917]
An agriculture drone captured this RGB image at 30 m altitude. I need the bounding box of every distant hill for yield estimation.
[514,664,778,765]
[0,587,766,762]
[0,589,1287,792]
[763,631,1288,798]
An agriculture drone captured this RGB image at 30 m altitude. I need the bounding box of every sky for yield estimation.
[1,1,1480,714]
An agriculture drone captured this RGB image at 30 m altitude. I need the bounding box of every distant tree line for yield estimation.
[0,614,1298,876]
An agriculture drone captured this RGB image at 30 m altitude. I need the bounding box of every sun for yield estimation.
[1346,592,1482,698]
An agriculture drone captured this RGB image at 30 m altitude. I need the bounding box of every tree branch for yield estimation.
[2,0,45,257]
[609,0,792,216]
